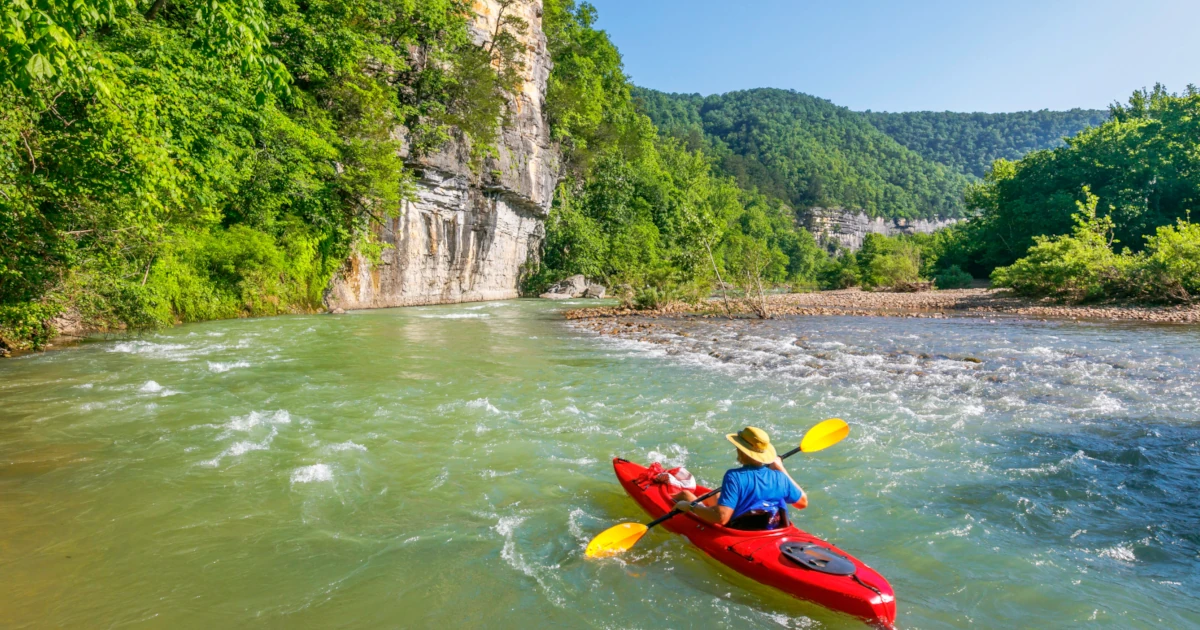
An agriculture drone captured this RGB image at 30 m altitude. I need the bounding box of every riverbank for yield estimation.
[564,288,1200,326]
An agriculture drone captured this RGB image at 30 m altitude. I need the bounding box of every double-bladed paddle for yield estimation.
[585,418,850,558]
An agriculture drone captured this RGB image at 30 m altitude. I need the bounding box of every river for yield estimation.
[1,300,1198,628]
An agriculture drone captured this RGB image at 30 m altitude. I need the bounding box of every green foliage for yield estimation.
[1,0,289,99]
[991,190,1125,302]
[909,222,977,277]
[934,265,973,290]
[530,137,746,292]
[1140,218,1200,297]
[145,224,334,323]
[817,252,859,290]
[860,238,922,289]
[864,109,1107,178]
[0,300,63,352]
[1,0,137,93]
[633,285,677,310]
[636,87,972,219]
[543,0,649,174]
[965,85,1200,272]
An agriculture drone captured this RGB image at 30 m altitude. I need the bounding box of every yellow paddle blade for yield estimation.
[585,522,649,558]
[800,418,850,453]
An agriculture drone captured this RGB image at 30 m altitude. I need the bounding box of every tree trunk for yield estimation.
[705,241,733,319]
[145,0,168,20]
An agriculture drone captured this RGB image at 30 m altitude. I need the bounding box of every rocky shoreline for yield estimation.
[564,288,1200,326]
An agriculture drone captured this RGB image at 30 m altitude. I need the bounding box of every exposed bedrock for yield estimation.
[802,207,960,253]
[326,0,557,310]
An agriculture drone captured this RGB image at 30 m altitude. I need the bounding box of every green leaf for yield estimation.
[25,52,54,79]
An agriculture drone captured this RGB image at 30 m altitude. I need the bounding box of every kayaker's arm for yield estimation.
[769,457,808,510]
[675,499,734,525]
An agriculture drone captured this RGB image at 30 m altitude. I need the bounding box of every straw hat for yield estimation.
[726,426,777,465]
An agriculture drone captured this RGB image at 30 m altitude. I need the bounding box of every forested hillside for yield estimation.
[636,88,971,219]
[864,109,1108,178]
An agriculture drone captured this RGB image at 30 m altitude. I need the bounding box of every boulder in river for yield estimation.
[540,275,607,299]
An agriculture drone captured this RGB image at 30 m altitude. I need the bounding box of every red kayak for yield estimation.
[613,457,896,627]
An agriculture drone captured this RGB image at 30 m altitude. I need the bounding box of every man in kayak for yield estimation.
[659,426,807,530]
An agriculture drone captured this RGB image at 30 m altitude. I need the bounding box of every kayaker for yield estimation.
[663,426,807,529]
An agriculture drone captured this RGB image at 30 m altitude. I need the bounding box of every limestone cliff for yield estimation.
[802,207,959,252]
[326,0,556,309]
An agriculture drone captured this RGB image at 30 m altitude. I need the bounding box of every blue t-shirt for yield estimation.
[717,465,803,519]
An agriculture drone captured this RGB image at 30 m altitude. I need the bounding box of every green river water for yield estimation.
[1,299,1198,628]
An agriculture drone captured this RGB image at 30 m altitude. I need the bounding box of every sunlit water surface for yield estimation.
[1,300,1198,629]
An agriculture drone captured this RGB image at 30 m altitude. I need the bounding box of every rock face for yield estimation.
[802,207,959,252]
[325,0,557,310]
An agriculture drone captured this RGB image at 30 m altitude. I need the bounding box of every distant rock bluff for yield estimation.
[802,207,959,252]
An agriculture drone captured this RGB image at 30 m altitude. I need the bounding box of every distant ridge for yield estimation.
[634,87,1106,219]
[862,109,1107,178]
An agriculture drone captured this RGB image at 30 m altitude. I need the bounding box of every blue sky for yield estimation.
[586,0,1199,112]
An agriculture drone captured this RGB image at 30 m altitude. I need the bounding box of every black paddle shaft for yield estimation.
[644,445,804,530]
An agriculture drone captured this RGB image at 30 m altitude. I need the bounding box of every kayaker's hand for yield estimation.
[674,500,695,513]
[768,456,785,472]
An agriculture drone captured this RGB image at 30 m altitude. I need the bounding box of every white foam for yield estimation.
[1092,392,1124,414]
[207,360,250,373]
[200,410,292,466]
[418,313,489,319]
[466,398,502,414]
[1097,544,1136,562]
[495,515,524,536]
[648,444,689,468]
[550,455,597,466]
[226,410,291,432]
[140,381,163,393]
[109,341,187,355]
[327,441,367,453]
[291,464,333,484]
[201,436,273,467]
[567,508,587,540]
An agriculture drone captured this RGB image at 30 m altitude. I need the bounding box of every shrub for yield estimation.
[860,239,923,290]
[633,285,679,310]
[866,252,921,289]
[818,252,859,289]
[934,265,973,290]
[0,301,64,352]
[1142,219,1200,296]
[1116,218,1200,303]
